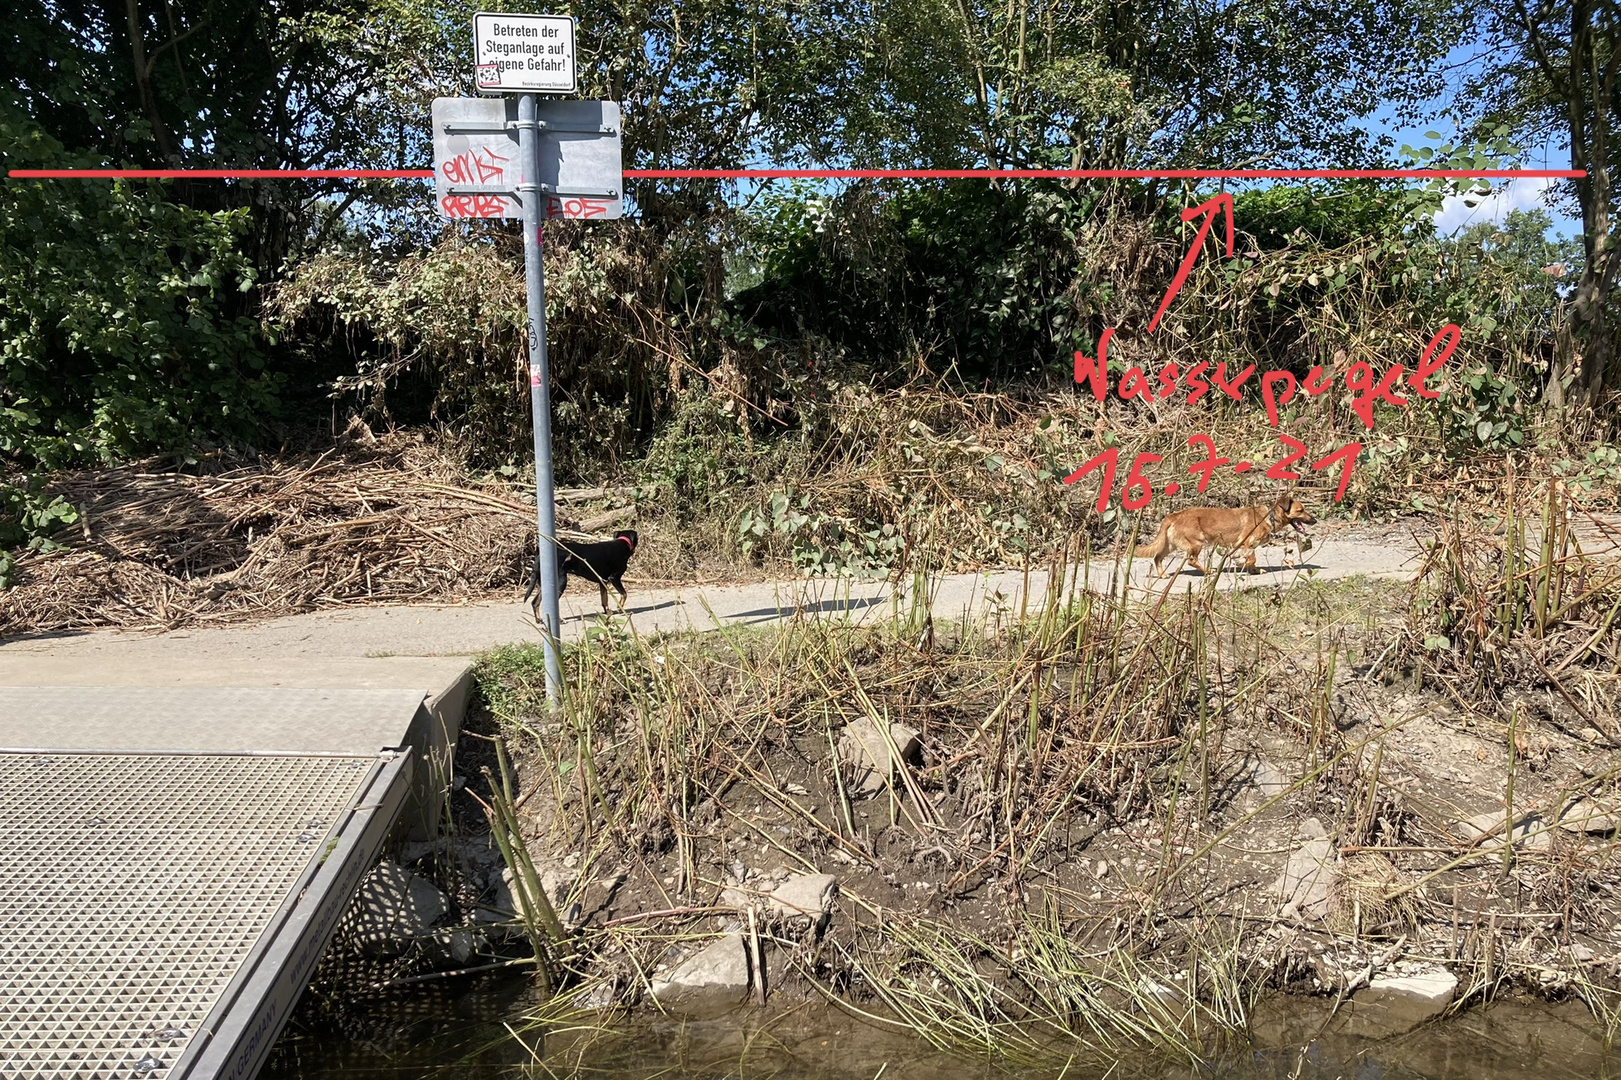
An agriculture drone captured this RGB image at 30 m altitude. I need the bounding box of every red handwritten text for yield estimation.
[544,196,615,219]
[1074,324,1461,432]
[1063,435,1364,508]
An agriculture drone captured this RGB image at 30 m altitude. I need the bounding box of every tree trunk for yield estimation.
[1569,0,1616,402]
[1517,0,1618,407]
[125,0,178,163]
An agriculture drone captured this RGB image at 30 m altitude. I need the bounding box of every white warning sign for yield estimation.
[473,12,577,94]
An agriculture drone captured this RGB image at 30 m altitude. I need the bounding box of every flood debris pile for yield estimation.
[0,431,640,635]
[463,508,1621,1068]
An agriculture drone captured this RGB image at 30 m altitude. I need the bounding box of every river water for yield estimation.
[262,975,1618,1080]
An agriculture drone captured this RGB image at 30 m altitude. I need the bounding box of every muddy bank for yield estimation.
[268,515,1621,1072]
[315,561,1620,1071]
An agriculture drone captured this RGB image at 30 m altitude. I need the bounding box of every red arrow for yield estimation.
[1146,192,1234,334]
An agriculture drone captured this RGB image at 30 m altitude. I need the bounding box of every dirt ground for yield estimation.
[424,565,1621,1060]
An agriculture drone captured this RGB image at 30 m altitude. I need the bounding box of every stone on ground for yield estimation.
[837,717,921,796]
[1557,798,1620,835]
[1244,757,1291,801]
[1272,819,1336,921]
[1456,809,1551,851]
[769,873,838,929]
[1346,969,1457,1036]
[351,860,448,958]
[422,927,478,967]
[649,932,754,1016]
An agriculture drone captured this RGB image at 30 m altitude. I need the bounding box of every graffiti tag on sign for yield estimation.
[545,196,616,219]
[439,194,516,218]
[439,146,511,186]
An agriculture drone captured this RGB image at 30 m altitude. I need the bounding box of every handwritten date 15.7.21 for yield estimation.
[1062,435,1363,512]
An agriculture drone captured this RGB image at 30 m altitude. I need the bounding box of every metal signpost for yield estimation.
[434,12,623,702]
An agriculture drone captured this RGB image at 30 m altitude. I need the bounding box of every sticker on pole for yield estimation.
[473,12,577,94]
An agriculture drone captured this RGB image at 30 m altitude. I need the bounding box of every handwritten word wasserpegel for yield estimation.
[1073,324,1460,430]
[1062,324,1460,507]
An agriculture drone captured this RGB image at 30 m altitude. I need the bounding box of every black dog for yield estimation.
[524,530,638,616]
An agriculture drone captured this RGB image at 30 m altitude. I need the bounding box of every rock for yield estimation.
[1272,835,1336,921]
[571,981,618,1010]
[421,927,477,967]
[540,864,579,906]
[476,868,520,925]
[1094,859,1110,880]
[1570,942,1598,963]
[720,885,759,911]
[837,718,921,796]
[649,933,754,1016]
[397,839,451,865]
[1557,798,1620,835]
[454,834,507,872]
[1298,816,1328,841]
[1456,809,1551,851]
[1244,757,1291,800]
[350,861,448,958]
[1346,969,1457,1036]
[769,873,838,929]
[1135,976,1183,1008]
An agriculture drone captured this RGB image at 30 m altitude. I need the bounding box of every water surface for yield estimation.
[261,977,1618,1080]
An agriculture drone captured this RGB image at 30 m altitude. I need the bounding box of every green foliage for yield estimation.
[1553,445,1621,497]
[0,477,77,546]
[635,390,751,520]
[269,226,687,475]
[733,181,1110,378]
[268,235,528,461]
[1232,184,1411,251]
[0,114,278,470]
[737,489,903,579]
[0,474,80,586]
[1460,2,1620,399]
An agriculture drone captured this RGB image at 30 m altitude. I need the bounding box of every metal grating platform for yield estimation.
[0,751,408,1080]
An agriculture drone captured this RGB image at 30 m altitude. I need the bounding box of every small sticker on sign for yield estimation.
[529,365,542,387]
[476,62,499,87]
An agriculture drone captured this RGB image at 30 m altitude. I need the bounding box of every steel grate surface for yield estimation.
[0,752,374,1080]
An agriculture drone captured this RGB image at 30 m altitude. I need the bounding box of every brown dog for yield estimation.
[1134,498,1316,576]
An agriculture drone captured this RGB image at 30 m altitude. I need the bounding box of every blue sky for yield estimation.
[1356,40,1583,241]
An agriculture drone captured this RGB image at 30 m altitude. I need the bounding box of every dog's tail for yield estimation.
[1134,520,1172,561]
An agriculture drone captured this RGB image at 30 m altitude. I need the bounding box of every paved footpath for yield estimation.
[0,529,1427,684]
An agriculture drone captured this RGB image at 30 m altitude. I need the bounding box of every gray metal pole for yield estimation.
[517,93,563,702]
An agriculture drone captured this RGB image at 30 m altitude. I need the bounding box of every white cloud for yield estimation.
[1433,176,1555,235]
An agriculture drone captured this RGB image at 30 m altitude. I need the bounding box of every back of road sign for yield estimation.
[431,97,622,221]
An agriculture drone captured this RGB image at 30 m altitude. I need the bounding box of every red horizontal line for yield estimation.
[8,167,1585,180]
[630,168,1583,180]
[7,169,435,178]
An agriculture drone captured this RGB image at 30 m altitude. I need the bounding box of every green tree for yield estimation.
[1464,1,1619,407]
[0,115,276,469]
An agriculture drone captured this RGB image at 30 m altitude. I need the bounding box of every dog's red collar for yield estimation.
[619,535,636,553]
